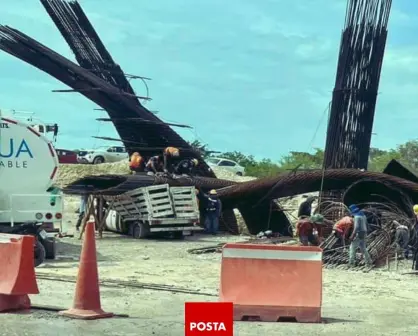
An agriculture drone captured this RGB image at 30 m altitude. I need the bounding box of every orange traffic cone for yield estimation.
[59,221,113,320]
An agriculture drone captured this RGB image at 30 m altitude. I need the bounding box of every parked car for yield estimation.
[77,146,128,164]
[56,149,78,164]
[206,157,245,176]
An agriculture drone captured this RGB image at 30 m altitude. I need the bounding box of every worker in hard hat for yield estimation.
[145,155,163,175]
[295,214,325,246]
[348,204,372,268]
[332,215,354,248]
[163,146,180,173]
[394,220,410,259]
[201,189,222,235]
[129,152,144,174]
[174,158,199,176]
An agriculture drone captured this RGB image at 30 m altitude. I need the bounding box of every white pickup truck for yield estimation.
[104,184,202,239]
[77,146,128,164]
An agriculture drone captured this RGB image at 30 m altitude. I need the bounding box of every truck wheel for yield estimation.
[93,156,104,164]
[43,238,57,260]
[34,240,46,267]
[128,222,134,236]
[173,231,184,240]
[132,222,149,239]
[236,172,243,176]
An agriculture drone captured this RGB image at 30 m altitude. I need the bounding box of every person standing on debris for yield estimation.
[295,214,325,246]
[348,204,372,268]
[76,194,89,232]
[145,155,163,175]
[129,152,144,174]
[394,221,410,259]
[163,146,180,173]
[201,189,222,235]
[297,196,316,219]
[332,215,354,248]
[174,158,199,176]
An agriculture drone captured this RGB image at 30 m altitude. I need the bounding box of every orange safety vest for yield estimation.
[129,154,143,168]
[164,146,180,156]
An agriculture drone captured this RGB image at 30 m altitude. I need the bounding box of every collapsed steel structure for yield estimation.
[323,0,392,170]
[64,164,418,235]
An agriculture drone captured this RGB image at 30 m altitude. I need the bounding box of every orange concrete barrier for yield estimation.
[219,243,322,323]
[0,234,39,312]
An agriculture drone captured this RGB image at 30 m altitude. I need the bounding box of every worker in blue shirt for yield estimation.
[201,189,222,235]
[348,204,372,268]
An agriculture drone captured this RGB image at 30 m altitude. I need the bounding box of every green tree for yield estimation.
[397,140,418,170]
[188,140,210,158]
[279,149,324,171]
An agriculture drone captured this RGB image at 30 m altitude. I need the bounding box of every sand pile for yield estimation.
[56,161,130,187]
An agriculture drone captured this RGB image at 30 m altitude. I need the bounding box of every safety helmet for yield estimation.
[348,204,360,215]
[192,158,198,166]
[413,205,418,214]
[133,152,140,156]
[209,189,217,195]
[310,214,324,225]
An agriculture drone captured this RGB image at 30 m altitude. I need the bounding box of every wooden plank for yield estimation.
[174,200,195,205]
[151,209,175,217]
[152,203,174,212]
[149,192,171,200]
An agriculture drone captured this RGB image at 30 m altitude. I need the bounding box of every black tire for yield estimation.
[93,156,105,164]
[128,222,134,236]
[34,240,46,267]
[43,238,57,260]
[236,172,243,176]
[132,222,150,239]
[173,231,184,239]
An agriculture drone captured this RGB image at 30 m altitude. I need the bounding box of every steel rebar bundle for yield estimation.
[321,202,414,269]
[40,0,137,96]
[323,0,392,170]
[0,26,192,156]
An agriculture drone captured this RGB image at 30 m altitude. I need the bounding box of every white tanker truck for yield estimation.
[0,115,63,264]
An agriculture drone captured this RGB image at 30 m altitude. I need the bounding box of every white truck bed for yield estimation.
[104,184,202,238]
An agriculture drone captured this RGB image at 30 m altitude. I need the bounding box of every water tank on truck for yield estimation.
[0,117,62,229]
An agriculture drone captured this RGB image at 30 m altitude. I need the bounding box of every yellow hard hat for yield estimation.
[413,205,418,214]
[192,159,198,166]
[209,189,217,195]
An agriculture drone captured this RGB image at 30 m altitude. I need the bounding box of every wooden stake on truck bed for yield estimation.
[79,195,114,239]
[79,195,97,240]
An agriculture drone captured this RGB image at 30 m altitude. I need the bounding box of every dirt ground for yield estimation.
[2,210,418,335]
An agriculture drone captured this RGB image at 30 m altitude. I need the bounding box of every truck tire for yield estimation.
[173,231,184,239]
[34,240,46,267]
[43,238,57,260]
[132,222,150,239]
[236,172,243,176]
[128,222,134,236]
[93,156,105,164]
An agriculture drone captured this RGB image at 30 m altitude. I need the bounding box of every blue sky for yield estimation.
[0,0,418,161]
